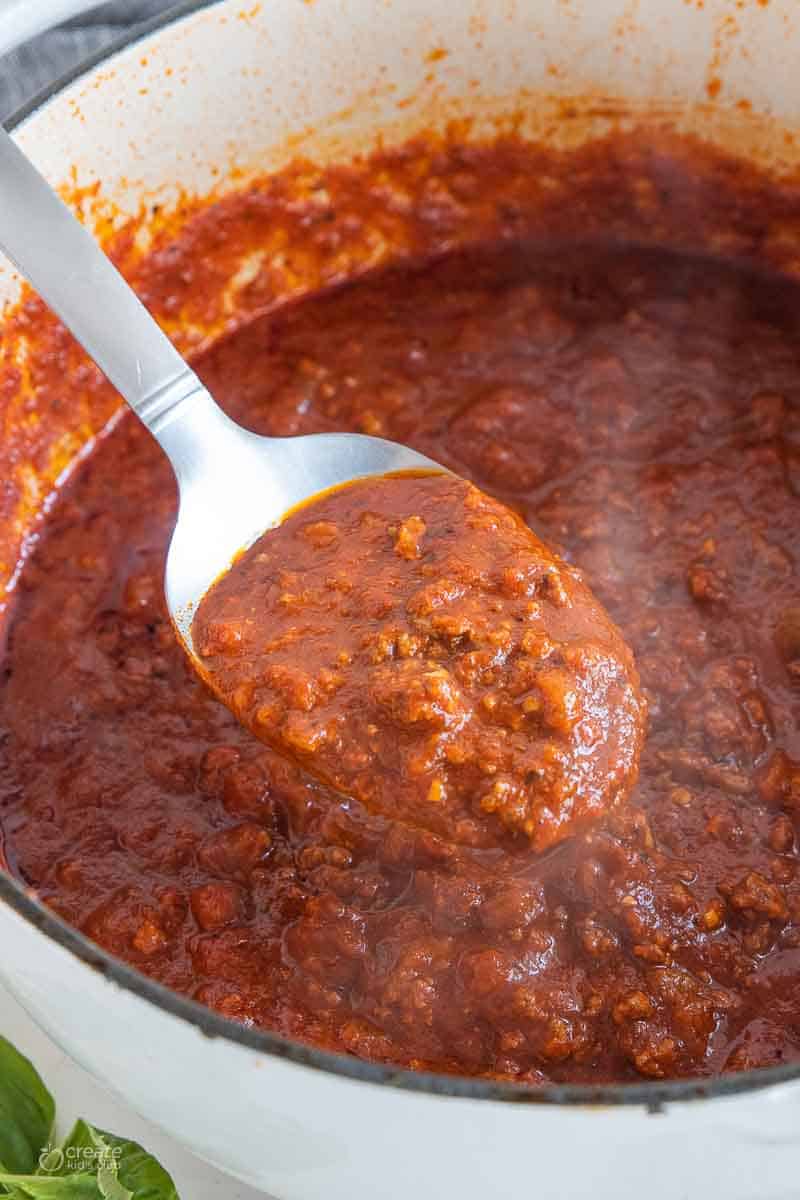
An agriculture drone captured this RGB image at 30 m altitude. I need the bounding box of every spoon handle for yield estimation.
[0,125,207,442]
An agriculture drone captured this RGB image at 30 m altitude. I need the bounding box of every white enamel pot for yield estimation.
[1,2,800,1197]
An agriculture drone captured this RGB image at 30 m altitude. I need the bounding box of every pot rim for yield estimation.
[2,0,798,1110]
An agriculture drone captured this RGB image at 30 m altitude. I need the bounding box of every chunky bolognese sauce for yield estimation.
[2,135,800,1084]
[193,472,645,854]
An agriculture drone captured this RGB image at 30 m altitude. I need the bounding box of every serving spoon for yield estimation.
[0,126,443,652]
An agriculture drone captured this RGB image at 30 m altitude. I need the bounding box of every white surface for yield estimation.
[0,0,104,58]
[0,978,266,1199]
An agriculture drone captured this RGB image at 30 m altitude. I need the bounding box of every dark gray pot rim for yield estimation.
[2,0,797,1111]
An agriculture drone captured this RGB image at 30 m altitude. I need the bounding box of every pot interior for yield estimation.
[2,0,800,1102]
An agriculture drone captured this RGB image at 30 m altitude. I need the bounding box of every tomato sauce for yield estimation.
[193,472,645,854]
[2,141,800,1084]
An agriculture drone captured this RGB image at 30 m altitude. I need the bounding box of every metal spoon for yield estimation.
[0,126,443,653]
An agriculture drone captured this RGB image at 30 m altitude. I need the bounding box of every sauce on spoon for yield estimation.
[193,471,646,852]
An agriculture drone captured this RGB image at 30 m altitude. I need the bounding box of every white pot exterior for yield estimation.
[1,2,800,1196]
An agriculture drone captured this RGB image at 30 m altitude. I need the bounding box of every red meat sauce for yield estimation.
[3,223,800,1084]
[193,472,644,855]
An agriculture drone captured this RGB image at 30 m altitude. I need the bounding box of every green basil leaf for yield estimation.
[95,1172,131,1200]
[90,1131,177,1200]
[0,1036,55,1174]
[51,1125,176,1200]
[0,1176,33,1200]
[0,1172,101,1198]
[35,1152,64,1177]
[42,1123,107,1180]
[44,1126,131,1200]
[0,1040,178,1200]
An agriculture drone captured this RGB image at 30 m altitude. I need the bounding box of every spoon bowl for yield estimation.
[0,125,445,658]
[161,396,444,652]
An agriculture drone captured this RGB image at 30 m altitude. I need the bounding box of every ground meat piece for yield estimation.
[721,871,789,922]
[190,882,244,931]
[194,473,646,853]
[774,604,800,677]
[758,749,800,814]
[285,894,368,988]
[381,943,453,1028]
[197,822,272,878]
